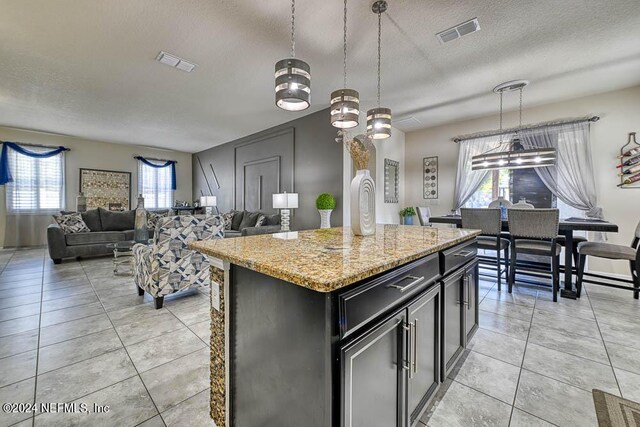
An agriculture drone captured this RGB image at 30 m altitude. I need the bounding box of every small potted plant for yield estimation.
[316,193,337,229]
[399,207,416,225]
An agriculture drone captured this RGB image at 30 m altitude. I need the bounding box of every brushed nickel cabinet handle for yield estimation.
[413,318,418,375]
[387,275,425,293]
[454,250,474,258]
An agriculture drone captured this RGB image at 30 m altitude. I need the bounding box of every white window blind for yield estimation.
[6,146,65,214]
[138,160,174,209]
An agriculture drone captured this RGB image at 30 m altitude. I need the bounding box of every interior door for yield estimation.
[407,285,440,424]
[242,157,280,212]
[342,310,406,427]
[441,269,464,380]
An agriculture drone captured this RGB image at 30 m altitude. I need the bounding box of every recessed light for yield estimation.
[156,51,197,73]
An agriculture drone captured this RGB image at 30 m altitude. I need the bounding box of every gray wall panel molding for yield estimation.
[193,109,343,230]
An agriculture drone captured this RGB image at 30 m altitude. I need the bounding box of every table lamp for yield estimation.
[200,195,217,215]
[272,192,298,231]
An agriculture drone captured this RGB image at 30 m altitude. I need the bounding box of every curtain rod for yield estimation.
[452,116,600,143]
[1,141,71,151]
[133,155,178,164]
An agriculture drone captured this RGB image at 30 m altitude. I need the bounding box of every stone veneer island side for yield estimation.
[191,225,481,427]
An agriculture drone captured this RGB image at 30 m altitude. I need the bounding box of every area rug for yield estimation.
[593,389,640,426]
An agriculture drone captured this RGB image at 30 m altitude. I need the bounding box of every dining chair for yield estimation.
[461,208,509,290]
[507,209,561,301]
[511,199,534,209]
[576,219,640,299]
[488,197,513,209]
[416,207,432,227]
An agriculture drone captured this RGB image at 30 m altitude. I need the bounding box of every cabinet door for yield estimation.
[407,285,440,424]
[441,269,464,380]
[341,310,406,427]
[465,260,480,342]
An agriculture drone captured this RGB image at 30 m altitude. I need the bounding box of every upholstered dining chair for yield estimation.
[416,207,432,227]
[576,219,640,299]
[461,208,509,290]
[133,215,224,308]
[507,209,561,301]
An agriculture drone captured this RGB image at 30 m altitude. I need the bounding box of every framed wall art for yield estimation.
[423,156,438,199]
[384,158,399,203]
[79,168,131,210]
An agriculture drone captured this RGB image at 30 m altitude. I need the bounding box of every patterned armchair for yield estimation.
[132,215,224,309]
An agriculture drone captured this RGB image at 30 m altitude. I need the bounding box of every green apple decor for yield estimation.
[399,207,416,225]
[316,193,337,229]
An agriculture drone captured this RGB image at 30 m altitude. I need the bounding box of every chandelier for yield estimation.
[366,1,391,139]
[471,80,557,171]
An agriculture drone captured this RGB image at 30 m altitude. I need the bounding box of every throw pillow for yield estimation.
[80,208,102,231]
[230,210,244,231]
[239,211,261,230]
[221,212,234,230]
[255,214,266,227]
[264,213,281,226]
[53,212,90,234]
[98,208,135,231]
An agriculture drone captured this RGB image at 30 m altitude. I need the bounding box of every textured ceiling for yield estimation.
[0,0,639,152]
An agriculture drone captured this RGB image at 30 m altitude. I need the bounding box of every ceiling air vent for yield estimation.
[156,51,197,73]
[436,18,480,44]
[393,116,422,130]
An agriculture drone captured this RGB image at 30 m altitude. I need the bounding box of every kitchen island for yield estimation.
[191,225,481,427]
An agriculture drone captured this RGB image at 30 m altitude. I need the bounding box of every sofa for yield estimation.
[47,208,167,263]
[223,210,282,238]
[132,215,224,309]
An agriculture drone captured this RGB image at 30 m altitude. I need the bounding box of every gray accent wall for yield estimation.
[193,108,343,231]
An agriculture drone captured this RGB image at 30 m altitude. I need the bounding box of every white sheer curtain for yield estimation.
[454,135,507,210]
[137,160,174,209]
[521,122,601,219]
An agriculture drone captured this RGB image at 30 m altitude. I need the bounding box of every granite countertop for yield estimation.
[190,225,480,293]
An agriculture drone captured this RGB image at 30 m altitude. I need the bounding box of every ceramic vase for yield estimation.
[76,192,87,213]
[350,170,376,236]
[134,194,149,244]
[319,209,333,229]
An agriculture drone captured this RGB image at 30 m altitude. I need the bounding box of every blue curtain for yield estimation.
[134,156,177,190]
[0,142,68,185]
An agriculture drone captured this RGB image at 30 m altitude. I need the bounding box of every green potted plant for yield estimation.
[399,207,417,225]
[316,193,337,229]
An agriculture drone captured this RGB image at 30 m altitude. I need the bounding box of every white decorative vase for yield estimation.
[319,209,333,229]
[350,170,376,236]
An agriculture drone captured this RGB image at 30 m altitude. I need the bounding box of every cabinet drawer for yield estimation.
[439,239,477,276]
[339,254,440,339]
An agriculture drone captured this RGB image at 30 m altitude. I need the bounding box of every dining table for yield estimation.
[428,215,619,299]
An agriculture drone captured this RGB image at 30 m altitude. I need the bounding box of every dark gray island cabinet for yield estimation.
[190,226,480,427]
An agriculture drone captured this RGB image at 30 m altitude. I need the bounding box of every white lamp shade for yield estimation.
[200,196,217,207]
[272,192,298,209]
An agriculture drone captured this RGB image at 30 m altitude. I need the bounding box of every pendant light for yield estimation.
[366,1,391,139]
[471,80,557,171]
[275,0,311,111]
[330,0,359,129]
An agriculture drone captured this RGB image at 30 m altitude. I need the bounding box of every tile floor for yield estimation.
[1,247,639,427]
[0,248,213,427]
[421,272,640,427]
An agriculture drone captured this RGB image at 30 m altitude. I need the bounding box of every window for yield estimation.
[6,146,65,214]
[138,160,174,209]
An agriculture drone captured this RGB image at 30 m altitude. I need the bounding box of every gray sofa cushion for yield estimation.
[263,213,281,226]
[99,208,135,231]
[239,211,261,230]
[80,209,102,231]
[231,210,244,231]
[66,231,126,246]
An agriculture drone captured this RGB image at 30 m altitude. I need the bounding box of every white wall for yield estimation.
[0,127,192,247]
[342,126,406,226]
[405,85,640,275]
